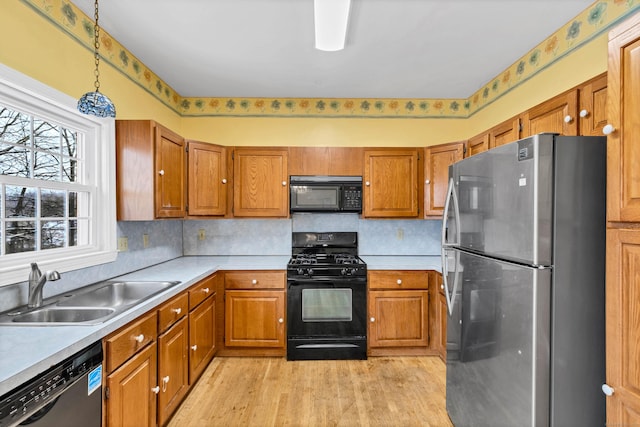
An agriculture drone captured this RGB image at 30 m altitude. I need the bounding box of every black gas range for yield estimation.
[286,232,367,361]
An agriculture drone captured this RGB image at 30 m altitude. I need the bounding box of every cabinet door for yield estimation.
[521,89,578,137]
[607,15,640,222]
[466,133,489,157]
[157,318,189,426]
[189,294,216,384]
[606,229,640,426]
[225,290,285,347]
[155,125,186,218]
[368,290,429,348]
[363,149,419,217]
[187,141,228,216]
[424,142,465,216]
[579,73,608,136]
[233,148,288,217]
[489,116,520,148]
[106,342,157,427]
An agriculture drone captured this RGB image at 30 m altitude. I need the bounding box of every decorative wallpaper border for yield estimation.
[20,0,640,118]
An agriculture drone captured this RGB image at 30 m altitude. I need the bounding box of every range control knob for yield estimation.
[296,268,305,275]
[306,268,314,276]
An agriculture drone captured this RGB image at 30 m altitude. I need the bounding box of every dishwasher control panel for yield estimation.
[0,342,102,427]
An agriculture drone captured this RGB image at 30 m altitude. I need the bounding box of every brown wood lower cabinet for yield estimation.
[436,273,447,361]
[368,270,439,356]
[157,317,189,426]
[188,293,216,383]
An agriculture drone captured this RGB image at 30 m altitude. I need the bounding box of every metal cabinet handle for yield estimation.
[162,376,170,392]
[602,384,614,396]
[603,124,615,135]
[152,386,160,394]
[202,287,210,294]
[172,308,181,315]
[191,345,198,351]
[396,279,402,285]
[134,334,144,343]
[222,178,227,184]
[158,169,165,176]
[370,317,375,322]
[251,279,258,285]
[579,109,589,118]
[564,115,573,123]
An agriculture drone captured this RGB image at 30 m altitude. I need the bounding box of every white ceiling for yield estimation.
[72,0,595,99]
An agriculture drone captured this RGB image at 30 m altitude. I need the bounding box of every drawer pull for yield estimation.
[397,279,402,285]
[603,124,615,135]
[202,287,210,294]
[191,345,198,351]
[172,308,182,315]
[251,279,258,285]
[152,386,160,394]
[134,334,145,343]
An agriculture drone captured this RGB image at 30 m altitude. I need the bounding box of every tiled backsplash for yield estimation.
[0,216,441,311]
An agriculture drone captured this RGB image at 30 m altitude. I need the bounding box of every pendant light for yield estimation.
[77,0,116,118]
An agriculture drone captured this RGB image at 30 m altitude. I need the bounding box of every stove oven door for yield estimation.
[287,277,367,360]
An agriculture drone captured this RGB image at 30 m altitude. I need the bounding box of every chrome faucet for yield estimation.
[27,263,61,308]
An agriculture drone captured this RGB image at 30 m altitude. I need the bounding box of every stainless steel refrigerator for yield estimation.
[441,133,606,427]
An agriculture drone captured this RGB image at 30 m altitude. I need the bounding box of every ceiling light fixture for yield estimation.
[314,0,351,51]
[77,0,116,118]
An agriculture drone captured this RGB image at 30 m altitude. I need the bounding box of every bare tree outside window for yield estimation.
[0,104,88,255]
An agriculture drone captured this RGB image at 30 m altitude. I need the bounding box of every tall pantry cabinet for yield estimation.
[604,12,640,427]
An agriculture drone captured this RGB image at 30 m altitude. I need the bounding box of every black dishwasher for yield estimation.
[0,341,103,427]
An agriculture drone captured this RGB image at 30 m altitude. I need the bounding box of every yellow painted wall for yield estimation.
[0,1,182,132]
[0,1,610,147]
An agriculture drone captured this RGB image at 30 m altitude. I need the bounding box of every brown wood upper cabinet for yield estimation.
[466,132,489,157]
[363,149,420,218]
[489,116,521,148]
[187,141,228,216]
[116,120,186,220]
[578,73,608,137]
[233,148,289,217]
[521,89,579,137]
[607,15,640,223]
[289,147,363,176]
[424,142,465,217]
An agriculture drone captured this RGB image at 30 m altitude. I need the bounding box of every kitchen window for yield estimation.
[0,64,116,286]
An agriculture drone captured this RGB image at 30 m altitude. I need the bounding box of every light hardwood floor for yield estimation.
[168,356,453,427]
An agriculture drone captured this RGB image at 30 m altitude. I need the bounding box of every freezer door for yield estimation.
[446,250,551,427]
[451,134,554,266]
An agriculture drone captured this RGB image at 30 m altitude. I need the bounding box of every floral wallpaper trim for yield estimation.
[20,0,640,119]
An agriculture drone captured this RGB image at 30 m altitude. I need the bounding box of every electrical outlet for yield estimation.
[396,228,404,240]
[143,234,150,248]
[117,237,128,252]
[198,229,206,241]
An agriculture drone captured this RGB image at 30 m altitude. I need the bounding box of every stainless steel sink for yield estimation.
[57,281,180,308]
[10,307,116,324]
[0,280,181,326]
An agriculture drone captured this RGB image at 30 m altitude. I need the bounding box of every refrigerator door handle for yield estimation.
[441,177,461,247]
[442,247,461,316]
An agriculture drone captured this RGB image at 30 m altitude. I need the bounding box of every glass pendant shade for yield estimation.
[78,91,115,118]
[77,0,115,118]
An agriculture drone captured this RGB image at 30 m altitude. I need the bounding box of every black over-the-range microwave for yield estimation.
[289,175,363,213]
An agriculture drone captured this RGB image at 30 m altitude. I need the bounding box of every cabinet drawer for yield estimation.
[225,271,285,289]
[189,275,216,310]
[158,292,188,333]
[368,271,429,290]
[105,311,157,373]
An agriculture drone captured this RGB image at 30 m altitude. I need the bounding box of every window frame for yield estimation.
[0,63,116,287]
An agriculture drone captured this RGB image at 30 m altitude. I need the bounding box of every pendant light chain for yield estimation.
[76,0,116,117]
[93,0,101,92]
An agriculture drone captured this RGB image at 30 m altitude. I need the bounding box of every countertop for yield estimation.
[0,254,441,396]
